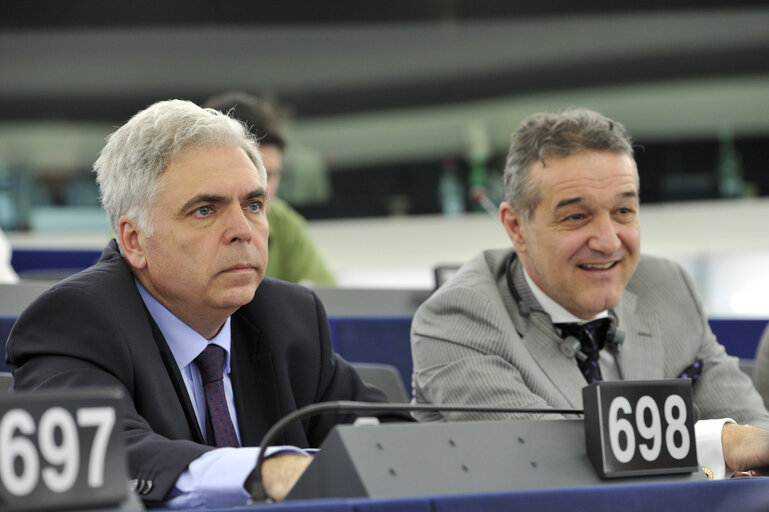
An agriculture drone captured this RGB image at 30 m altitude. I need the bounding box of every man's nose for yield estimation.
[224,206,253,243]
[587,213,621,254]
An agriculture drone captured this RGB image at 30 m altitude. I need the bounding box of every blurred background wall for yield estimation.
[1,0,769,315]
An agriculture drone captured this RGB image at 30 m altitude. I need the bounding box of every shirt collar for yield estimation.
[135,280,232,371]
[521,266,608,325]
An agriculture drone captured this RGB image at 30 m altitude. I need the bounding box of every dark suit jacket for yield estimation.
[6,240,402,506]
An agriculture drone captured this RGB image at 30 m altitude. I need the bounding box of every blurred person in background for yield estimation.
[204,92,336,286]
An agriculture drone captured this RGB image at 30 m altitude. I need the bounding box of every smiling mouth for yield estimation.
[578,262,617,270]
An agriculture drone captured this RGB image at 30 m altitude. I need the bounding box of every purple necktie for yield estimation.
[559,319,610,384]
[194,344,240,447]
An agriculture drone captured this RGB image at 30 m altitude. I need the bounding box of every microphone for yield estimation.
[470,187,499,218]
[246,400,582,502]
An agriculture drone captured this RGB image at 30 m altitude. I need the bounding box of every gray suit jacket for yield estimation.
[752,323,769,409]
[411,247,769,428]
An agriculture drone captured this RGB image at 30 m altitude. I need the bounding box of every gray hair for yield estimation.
[503,108,636,221]
[93,99,266,248]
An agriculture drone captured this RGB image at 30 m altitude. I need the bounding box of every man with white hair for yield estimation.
[6,99,406,507]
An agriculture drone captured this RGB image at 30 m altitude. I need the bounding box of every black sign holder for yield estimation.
[0,388,129,511]
[583,380,699,478]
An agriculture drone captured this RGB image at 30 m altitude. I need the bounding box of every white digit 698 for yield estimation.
[608,394,690,463]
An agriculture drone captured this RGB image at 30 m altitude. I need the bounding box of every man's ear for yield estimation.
[499,202,527,251]
[118,216,147,270]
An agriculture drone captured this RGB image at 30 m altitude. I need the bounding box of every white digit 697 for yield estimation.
[0,406,116,496]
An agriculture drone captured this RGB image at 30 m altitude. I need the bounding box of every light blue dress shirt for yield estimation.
[137,281,239,444]
[135,281,306,508]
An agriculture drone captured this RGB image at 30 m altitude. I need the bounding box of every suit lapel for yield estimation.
[147,316,206,444]
[509,259,588,408]
[520,322,587,407]
[229,315,283,447]
[506,255,666,406]
[616,290,665,380]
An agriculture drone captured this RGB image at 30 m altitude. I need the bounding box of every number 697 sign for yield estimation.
[583,380,699,478]
[0,388,127,511]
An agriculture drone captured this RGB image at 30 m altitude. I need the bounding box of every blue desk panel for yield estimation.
[11,248,102,276]
[176,478,769,512]
[2,314,768,378]
[328,316,414,397]
[709,318,769,359]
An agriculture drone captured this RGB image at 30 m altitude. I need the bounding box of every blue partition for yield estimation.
[709,318,768,359]
[11,248,102,277]
[329,316,414,397]
[3,312,767,383]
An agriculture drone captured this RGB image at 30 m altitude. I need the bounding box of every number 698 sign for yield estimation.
[0,388,126,511]
[583,380,699,478]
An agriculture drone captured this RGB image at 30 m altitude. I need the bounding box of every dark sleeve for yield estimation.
[6,281,212,506]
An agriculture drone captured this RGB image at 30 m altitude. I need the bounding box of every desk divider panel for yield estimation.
[2,314,768,379]
[11,248,102,278]
[287,419,704,501]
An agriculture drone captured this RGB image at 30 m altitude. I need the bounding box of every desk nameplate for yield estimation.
[0,388,126,511]
[583,380,699,478]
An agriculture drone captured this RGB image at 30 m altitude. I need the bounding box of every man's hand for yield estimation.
[258,453,313,502]
[722,422,769,475]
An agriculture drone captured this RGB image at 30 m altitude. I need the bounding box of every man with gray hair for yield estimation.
[6,99,406,507]
[411,108,769,479]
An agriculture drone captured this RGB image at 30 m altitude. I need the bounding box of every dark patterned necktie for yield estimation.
[558,319,610,384]
[194,344,240,447]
